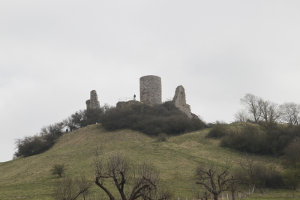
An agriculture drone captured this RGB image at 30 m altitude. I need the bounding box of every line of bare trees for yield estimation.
[194,155,289,200]
[53,152,267,200]
[53,150,171,200]
[235,93,300,126]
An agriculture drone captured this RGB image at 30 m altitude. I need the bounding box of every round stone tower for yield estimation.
[86,90,100,110]
[140,75,162,105]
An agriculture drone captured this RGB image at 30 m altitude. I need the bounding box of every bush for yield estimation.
[64,110,87,131]
[253,165,285,189]
[51,164,65,178]
[157,133,168,142]
[86,108,103,125]
[283,139,300,167]
[100,101,206,136]
[14,108,104,158]
[63,109,103,131]
[236,162,284,189]
[283,168,300,190]
[221,124,265,154]
[15,123,64,157]
[206,123,230,138]
[221,124,299,155]
[14,136,53,157]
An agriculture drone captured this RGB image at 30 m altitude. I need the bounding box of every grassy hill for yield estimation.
[0,125,299,200]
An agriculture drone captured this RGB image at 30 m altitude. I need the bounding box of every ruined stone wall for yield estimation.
[116,100,141,109]
[173,85,192,118]
[86,90,100,110]
[140,75,162,105]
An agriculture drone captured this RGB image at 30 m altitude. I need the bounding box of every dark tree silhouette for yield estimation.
[94,152,170,200]
[195,164,236,200]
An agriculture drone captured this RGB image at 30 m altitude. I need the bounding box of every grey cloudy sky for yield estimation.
[1,0,300,162]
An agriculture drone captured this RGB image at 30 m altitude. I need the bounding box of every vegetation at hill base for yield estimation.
[1,125,300,200]
[208,123,300,156]
[7,93,300,199]
[205,93,300,160]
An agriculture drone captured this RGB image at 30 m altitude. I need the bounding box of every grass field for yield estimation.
[0,124,299,200]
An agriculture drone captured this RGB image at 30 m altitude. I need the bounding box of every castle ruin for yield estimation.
[84,76,193,118]
[139,75,192,118]
[140,75,162,106]
[86,90,100,110]
[172,85,192,118]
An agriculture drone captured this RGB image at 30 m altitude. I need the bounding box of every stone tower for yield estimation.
[86,90,100,110]
[140,75,162,105]
[173,85,192,118]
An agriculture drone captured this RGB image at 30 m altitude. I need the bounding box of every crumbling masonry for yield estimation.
[172,85,192,118]
[139,75,192,118]
[84,76,193,118]
[86,90,100,110]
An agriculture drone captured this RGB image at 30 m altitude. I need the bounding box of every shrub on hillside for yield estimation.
[86,108,103,125]
[283,168,300,190]
[283,139,300,167]
[51,164,65,178]
[64,110,87,131]
[221,124,265,154]
[14,108,104,158]
[156,133,168,142]
[15,123,64,157]
[100,101,206,135]
[14,136,52,157]
[236,162,284,189]
[221,124,299,155]
[64,109,103,131]
[206,123,230,138]
[40,123,64,144]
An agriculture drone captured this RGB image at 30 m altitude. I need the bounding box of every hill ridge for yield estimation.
[0,124,296,200]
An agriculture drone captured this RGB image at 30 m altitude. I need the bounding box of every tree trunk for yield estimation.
[213,194,218,200]
[231,191,235,200]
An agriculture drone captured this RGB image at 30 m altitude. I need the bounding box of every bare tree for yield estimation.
[240,94,281,126]
[76,176,90,200]
[195,164,236,200]
[234,110,249,123]
[94,152,169,200]
[238,156,257,193]
[259,100,280,125]
[241,94,262,123]
[53,176,91,200]
[268,103,281,124]
[227,177,242,200]
[279,103,300,125]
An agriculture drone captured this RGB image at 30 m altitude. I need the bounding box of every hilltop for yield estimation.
[0,125,299,200]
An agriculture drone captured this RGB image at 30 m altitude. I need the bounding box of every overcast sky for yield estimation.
[1,0,300,162]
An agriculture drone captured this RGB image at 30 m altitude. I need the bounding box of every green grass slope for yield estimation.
[0,125,299,200]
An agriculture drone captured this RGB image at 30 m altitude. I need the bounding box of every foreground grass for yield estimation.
[0,125,299,200]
